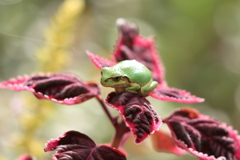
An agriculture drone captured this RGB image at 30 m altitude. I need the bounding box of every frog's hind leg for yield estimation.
[141,80,158,95]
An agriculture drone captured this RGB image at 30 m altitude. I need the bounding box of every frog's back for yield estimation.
[116,60,152,85]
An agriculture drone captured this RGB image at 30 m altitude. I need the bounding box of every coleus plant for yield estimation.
[0,18,239,160]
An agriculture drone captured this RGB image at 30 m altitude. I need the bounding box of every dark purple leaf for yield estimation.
[115,18,139,49]
[113,18,166,86]
[149,87,205,103]
[87,50,116,69]
[0,73,100,105]
[106,92,162,144]
[45,130,126,160]
[164,108,240,160]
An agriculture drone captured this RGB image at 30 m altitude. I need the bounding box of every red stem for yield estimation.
[111,120,130,149]
[96,95,117,128]
[95,95,130,149]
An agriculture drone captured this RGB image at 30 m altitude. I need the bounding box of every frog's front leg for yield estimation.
[125,83,141,94]
[141,80,158,95]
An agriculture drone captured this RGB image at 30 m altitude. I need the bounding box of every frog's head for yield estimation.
[100,67,129,88]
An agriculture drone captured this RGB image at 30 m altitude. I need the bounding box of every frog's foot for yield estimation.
[141,81,158,95]
[125,83,140,94]
[115,87,126,94]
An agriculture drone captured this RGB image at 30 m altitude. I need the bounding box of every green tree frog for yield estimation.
[101,60,158,95]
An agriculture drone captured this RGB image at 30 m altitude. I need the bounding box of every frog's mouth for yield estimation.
[105,76,129,82]
[111,83,130,88]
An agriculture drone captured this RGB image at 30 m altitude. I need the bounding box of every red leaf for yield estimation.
[114,18,166,86]
[164,108,240,160]
[149,87,205,103]
[106,92,162,144]
[16,154,36,160]
[0,73,100,105]
[86,50,116,69]
[151,129,185,156]
[101,143,128,157]
[45,130,126,160]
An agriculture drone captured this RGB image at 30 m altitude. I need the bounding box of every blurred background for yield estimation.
[0,0,240,159]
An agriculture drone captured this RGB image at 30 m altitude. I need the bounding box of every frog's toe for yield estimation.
[142,81,158,95]
[151,81,158,89]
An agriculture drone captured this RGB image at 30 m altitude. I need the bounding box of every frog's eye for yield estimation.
[112,76,121,82]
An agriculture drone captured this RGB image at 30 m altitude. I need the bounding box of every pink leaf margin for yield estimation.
[0,73,99,105]
[134,36,167,87]
[44,130,96,152]
[45,130,126,160]
[165,108,240,160]
[149,87,205,103]
[86,50,116,70]
[106,92,162,144]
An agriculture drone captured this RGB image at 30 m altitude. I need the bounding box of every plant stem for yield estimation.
[96,95,130,149]
[96,95,117,128]
[111,120,130,149]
